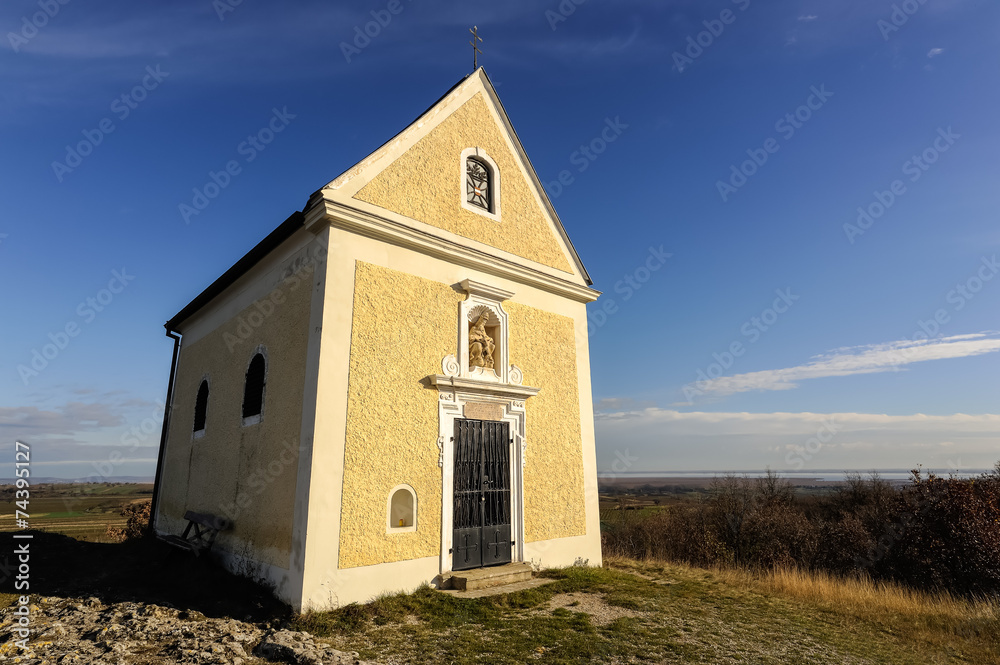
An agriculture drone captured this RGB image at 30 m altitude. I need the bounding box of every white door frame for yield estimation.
[431,374,538,575]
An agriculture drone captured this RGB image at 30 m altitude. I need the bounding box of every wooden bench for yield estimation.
[158,511,232,556]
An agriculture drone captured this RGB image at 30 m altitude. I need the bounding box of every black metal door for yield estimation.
[452,419,512,571]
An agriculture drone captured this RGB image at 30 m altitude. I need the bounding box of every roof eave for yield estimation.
[164,210,305,332]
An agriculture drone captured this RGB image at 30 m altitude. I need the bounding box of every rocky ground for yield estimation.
[0,595,375,665]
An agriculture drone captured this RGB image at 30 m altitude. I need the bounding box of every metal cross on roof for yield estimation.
[469,26,483,71]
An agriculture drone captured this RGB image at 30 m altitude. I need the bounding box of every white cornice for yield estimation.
[304,199,600,304]
[429,375,540,399]
[460,279,514,302]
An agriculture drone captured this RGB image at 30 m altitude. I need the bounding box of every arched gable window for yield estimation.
[461,148,501,221]
[242,351,266,425]
[466,157,492,211]
[193,379,209,436]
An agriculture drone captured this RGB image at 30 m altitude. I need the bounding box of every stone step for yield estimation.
[449,562,533,591]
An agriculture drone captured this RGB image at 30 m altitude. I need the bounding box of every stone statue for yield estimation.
[469,312,495,369]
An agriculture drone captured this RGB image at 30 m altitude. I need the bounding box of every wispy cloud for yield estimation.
[596,408,1000,433]
[0,402,125,442]
[798,15,819,21]
[685,333,1000,398]
[927,47,946,58]
[524,19,646,60]
[594,397,656,412]
[0,3,361,109]
[1,4,355,59]
[0,388,163,444]
[0,396,163,479]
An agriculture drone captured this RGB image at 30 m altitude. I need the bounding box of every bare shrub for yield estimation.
[882,469,1000,595]
[601,464,1000,597]
[106,500,152,542]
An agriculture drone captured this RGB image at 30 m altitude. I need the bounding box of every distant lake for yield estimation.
[598,469,993,482]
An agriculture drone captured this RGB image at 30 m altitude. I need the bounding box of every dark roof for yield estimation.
[165,210,304,331]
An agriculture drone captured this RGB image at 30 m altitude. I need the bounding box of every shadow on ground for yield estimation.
[0,531,289,622]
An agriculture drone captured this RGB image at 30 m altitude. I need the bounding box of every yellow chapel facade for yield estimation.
[153,69,603,610]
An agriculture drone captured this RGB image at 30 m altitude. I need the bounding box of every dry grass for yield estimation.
[715,564,1000,623]
[610,555,1000,663]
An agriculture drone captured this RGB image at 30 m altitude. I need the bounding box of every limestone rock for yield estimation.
[254,629,367,664]
[0,596,376,665]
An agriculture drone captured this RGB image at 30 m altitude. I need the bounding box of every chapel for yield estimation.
[152,68,602,609]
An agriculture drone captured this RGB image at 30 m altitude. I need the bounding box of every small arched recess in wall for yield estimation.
[387,484,417,533]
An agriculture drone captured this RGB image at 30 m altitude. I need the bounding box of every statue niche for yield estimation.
[468,311,496,370]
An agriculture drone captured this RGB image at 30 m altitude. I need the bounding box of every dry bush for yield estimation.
[814,513,875,575]
[602,465,1000,597]
[882,469,1000,595]
[741,504,819,569]
[106,499,152,542]
[708,470,815,569]
[602,504,729,566]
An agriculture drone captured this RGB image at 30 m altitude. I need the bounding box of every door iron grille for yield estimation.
[452,419,512,571]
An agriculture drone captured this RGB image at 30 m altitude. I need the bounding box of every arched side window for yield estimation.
[460,148,501,221]
[387,484,417,533]
[242,350,266,425]
[193,379,209,437]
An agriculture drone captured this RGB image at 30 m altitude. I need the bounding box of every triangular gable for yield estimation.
[321,69,591,284]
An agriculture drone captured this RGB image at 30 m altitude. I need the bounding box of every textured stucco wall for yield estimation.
[340,262,587,568]
[339,261,462,569]
[353,93,574,274]
[157,268,312,569]
[506,302,587,542]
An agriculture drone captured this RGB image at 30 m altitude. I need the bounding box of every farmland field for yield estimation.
[0,483,153,541]
[596,474,851,516]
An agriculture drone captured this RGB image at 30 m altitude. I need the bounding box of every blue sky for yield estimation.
[2,0,998,479]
